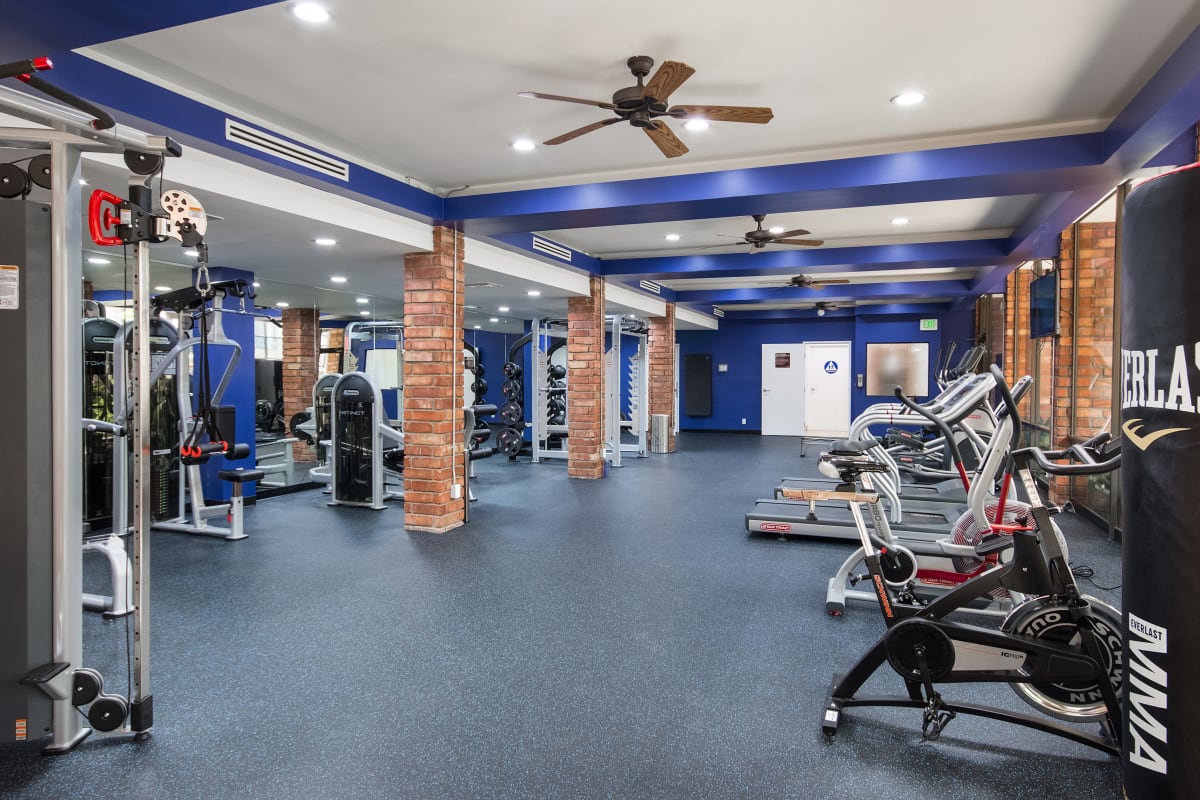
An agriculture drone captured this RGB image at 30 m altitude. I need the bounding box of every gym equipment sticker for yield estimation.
[0,265,18,310]
[824,360,838,374]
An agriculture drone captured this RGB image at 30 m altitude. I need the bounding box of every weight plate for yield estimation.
[496,428,523,456]
[499,400,523,426]
[502,362,523,380]
[548,364,567,380]
[27,154,52,189]
[501,379,522,400]
[0,163,29,199]
[472,378,489,395]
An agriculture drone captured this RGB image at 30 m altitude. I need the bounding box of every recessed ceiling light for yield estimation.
[512,139,536,152]
[276,301,290,308]
[314,237,337,246]
[330,275,347,283]
[360,311,370,316]
[473,324,482,329]
[86,256,110,265]
[683,119,709,132]
[356,297,369,304]
[891,217,909,226]
[498,306,510,312]
[292,2,330,23]
[154,286,171,292]
[253,281,261,287]
[527,290,541,297]
[891,91,925,106]
[768,226,784,235]
[78,179,88,186]
[664,233,680,241]
[489,317,500,323]
[183,249,199,257]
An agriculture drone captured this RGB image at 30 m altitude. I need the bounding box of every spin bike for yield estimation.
[819,365,1124,754]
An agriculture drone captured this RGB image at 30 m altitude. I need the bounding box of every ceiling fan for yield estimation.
[518,56,773,159]
[711,215,824,253]
[756,273,850,288]
[814,301,848,316]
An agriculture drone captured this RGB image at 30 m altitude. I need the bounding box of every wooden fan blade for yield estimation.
[518,91,619,110]
[772,228,811,239]
[775,239,824,247]
[544,118,622,146]
[813,279,851,285]
[642,61,695,102]
[670,105,774,124]
[644,122,689,158]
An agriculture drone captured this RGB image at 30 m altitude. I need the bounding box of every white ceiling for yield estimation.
[8,0,1195,323]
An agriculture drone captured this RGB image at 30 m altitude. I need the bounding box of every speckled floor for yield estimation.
[0,432,1124,799]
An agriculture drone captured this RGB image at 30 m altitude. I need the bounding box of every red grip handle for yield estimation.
[88,189,124,246]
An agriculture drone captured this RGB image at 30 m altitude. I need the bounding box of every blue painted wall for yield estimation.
[678,307,977,432]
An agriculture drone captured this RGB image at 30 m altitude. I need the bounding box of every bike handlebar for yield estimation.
[1014,432,1120,476]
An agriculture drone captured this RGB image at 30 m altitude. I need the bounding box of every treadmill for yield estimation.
[747,372,998,543]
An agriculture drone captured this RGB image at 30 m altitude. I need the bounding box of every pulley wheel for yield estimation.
[883,618,956,682]
[499,401,523,426]
[27,154,52,189]
[124,149,164,176]
[72,668,104,706]
[0,163,29,198]
[87,694,129,732]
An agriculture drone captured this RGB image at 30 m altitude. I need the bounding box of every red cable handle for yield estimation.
[88,190,124,246]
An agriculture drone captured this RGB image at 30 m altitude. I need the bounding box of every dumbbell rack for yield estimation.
[605,315,649,467]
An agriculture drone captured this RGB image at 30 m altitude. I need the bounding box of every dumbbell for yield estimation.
[548,364,566,380]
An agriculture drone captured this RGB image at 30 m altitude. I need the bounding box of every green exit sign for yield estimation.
[920,318,938,331]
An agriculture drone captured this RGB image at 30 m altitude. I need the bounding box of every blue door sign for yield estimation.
[824,360,838,374]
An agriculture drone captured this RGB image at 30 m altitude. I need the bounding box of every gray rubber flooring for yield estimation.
[0,432,1124,799]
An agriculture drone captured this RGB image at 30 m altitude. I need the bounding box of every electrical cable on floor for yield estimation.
[1071,562,1121,591]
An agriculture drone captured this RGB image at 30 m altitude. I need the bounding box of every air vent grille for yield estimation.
[531,237,572,262]
[639,280,662,295]
[225,119,349,181]
[466,281,502,289]
[713,307,725,318]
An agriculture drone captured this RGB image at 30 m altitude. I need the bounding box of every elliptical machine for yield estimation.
[820,366,1124,754]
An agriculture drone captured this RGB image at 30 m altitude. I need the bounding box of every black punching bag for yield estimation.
[1120,163,1200,797]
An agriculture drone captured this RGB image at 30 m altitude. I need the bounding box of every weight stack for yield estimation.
[1119,162,1200,798]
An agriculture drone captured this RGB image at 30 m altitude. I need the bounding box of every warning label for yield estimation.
[0,265,18,310]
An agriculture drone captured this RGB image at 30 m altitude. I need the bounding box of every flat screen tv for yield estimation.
[1029,271,1058,338]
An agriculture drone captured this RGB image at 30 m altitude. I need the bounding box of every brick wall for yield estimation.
[567,275,606,478]
[1003,265,1035,387]
[403,226,466,532]
[647,304,676,453]
[282,307,320,463]
[323,328,344,373]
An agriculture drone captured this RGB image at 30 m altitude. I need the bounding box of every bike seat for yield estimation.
[826,440,869,456]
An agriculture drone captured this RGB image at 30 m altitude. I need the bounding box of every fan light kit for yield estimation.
[292,3,330,23]
[314,237,337,246]
[512,139,536,152]
[330,275,347,283]
[519,55,773,159]
[684,119,709,132]
[891,91,925,106]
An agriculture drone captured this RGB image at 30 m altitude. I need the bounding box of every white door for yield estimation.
[761,344,807,436]
[803,341,852,437]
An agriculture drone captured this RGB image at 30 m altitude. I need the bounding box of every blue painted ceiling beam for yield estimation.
[720,302,951,320]
[447,135,1104,235]
[601,238,1009,280]
[677,279,971,306]
[488,232,602,274]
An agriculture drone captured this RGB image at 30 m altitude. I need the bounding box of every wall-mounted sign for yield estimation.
[920,318,938,331]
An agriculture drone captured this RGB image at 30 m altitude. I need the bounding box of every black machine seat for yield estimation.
[218,468,264,484]
[825,440,870,457]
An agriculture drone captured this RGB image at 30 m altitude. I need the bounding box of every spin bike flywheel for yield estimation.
[1001,595,1123,722]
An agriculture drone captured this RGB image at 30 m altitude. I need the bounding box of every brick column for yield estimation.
[647,303,676,453]
[324,328,344,373]
[1048,221,1115,503]
[403,226,465,532]
[282,307,320,463]
[1002,264,1036,387]
[567,275,606,478]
